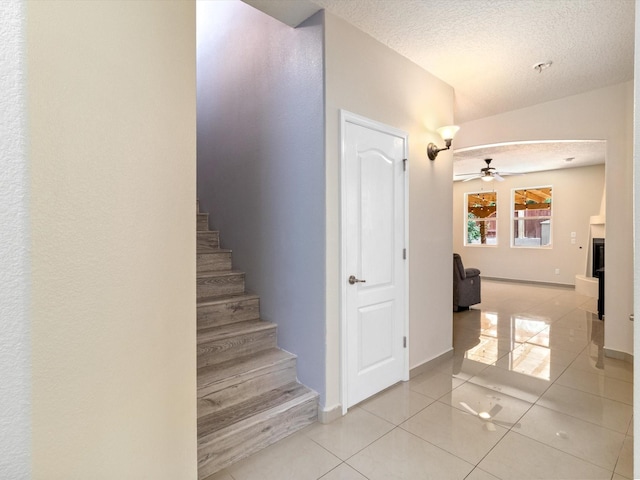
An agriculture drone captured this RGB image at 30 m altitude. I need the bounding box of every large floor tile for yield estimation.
[614,436,633,479]
[319,463,368,480]
[467,364,552,403]
[433,354,490,381]
[226,431,341,480]
[303,407,394,460]
[569,350,633,383]
[493,341,576,382]
[555,366,633,405]
[518,405,626,471]
[359,381,433,425]
[464,468,501,480]
[438,381,532,426]
[552,309,599,331]
[400,401,508,464]
[478,431,613,479]
[347,428,474,480]
[408,368,465,399]
[536,384,633,433]
[528,302,578,322]
[528,325,589,353]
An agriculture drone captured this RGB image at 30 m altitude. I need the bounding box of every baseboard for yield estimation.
[318,403,343,424]
[604,347,634,363]
[410,349,453,378]
[482,276,574,289]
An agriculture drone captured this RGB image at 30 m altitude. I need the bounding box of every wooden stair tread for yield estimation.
[197,270,244,279]
[197,293,259,307]
[195,205,318,477]
[197,248,232,254]
[198,382,316,438]
[197,348,294,393]
[197,320,275,345]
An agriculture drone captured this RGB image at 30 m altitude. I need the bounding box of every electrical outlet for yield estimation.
[555,268,560,275]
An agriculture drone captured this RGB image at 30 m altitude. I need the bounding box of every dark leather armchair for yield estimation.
[453,253,481,312]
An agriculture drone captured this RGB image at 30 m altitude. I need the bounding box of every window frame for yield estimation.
[464,190,498,247]
[510,185,553,249]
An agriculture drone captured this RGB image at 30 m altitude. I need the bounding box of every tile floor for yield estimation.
[208,280,634,480]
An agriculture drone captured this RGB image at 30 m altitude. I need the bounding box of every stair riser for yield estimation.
[197,274,245,299]
[197,232,220,252]
[197,214,209,231]
[197,394,318,477]
[198,329,276,368]
[198,361,297,417]
[198,297,260,329]
[197,252,232,273]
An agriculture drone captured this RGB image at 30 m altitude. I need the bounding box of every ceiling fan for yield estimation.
[456,158,522,183]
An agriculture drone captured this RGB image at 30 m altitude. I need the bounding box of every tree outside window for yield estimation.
[465,191,497,245]
[512,186,552,247]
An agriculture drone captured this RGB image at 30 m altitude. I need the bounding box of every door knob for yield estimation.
[348,275,366,285]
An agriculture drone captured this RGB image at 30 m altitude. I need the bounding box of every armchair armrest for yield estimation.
[465,268,481,278]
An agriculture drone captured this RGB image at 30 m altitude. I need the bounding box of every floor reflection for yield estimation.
[454,303,605,382]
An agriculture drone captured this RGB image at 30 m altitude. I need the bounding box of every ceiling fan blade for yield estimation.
[494,173,505,182]
[459,402,479,416]
[462,175,481,182]
[488,404,503,417]
[483,422,497,432]
[497,172,524,176]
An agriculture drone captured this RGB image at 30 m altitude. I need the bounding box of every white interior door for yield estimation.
[341,111,408,410]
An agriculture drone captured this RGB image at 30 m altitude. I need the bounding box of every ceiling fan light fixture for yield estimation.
[533,61,553,73]
[428,125,460,160]
[481,174,494,182]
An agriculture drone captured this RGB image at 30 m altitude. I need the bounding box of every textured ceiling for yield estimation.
[244,0,633,177]
[309,0,635,124]
[452,140,606,181]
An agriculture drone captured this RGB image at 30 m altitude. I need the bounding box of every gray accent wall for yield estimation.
[197,1,326,402]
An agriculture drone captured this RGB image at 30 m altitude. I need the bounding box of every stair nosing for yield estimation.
[197,293,259,307]
[197,248,232,254]
[197,383,317,440]
[197,270,244,279]
[197,348,295,392]
[197,319,276,344]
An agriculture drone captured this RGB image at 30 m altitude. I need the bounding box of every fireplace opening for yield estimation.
[592,238,604,278]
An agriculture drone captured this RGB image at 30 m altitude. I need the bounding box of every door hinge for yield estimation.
[403,158,407,171]
[403,336,407,348]
[403,248,407,260]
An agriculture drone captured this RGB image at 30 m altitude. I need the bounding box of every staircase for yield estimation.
[196,202,318,478]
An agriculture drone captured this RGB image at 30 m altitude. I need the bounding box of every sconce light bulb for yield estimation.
[436,125,460,141]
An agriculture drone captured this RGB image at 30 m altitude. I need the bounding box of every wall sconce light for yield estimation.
[427,125,460,160]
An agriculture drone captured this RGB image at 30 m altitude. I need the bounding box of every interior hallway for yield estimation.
[207,279,633,480]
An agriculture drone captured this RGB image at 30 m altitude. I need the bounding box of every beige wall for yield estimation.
[27,2,197,478]
[456,82,633,357]
[453,165,605,285]
[324,12,456,411]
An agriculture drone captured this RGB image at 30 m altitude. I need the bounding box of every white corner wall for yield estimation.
[324,13,456,411]
[27,2,197,478]
[456,82,633,357]
[0,2,30,478]
[453,165,605,285]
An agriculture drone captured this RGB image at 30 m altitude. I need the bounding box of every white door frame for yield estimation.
[339,110,410,414]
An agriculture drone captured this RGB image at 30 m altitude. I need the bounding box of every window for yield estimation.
[512,186,552,247]
[465,191,497,245]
